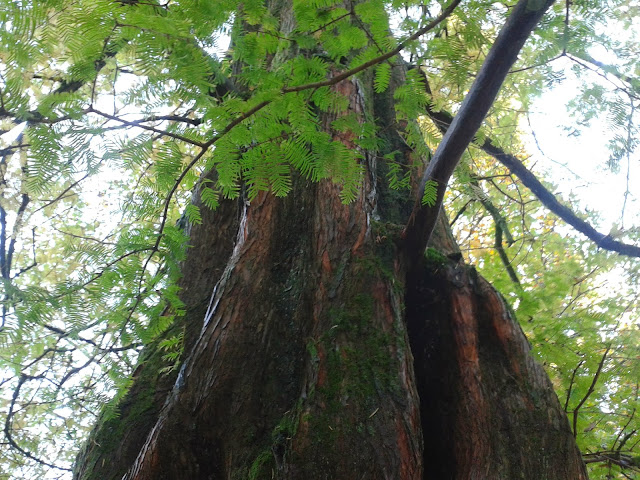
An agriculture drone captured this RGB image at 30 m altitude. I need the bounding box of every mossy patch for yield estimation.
[424,247,449,267]
[246,405,301,480]
[248,450,274,480]
[304,261,403,453]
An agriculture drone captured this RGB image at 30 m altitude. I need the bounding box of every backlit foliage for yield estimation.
[0,1,638,478]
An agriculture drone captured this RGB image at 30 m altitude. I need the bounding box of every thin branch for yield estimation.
[5,193,29,278]
[495,223,521,285]
[508,53,564,74]
[469,175,515,245]
[4,374,73,472]
[8,225,35,279]
[620,99,634,228]
[284,0,461,94]
[482,139,640,257]
[50,225,116,246]
[566,54,640,101]
[0,144,30,157]
[582,451,639,471]
[0,204,6,279]
[87,107,206,147]
[49,247,155,301]
[422,86,640,257]
[449,199,473,227]
[571,346,611,438]
[614,406,637,452]
[564,359,585,413]
[42,322,142,353]
[569,52,640,93]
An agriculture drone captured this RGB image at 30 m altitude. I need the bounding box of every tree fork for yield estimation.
[402,0,557,268]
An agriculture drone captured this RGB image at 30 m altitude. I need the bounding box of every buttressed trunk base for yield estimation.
[73,74,587,480]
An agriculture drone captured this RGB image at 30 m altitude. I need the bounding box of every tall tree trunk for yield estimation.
[73,3,588,479]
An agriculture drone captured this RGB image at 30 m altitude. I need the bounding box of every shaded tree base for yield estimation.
[407,251,588,479]
[74,203,588,479]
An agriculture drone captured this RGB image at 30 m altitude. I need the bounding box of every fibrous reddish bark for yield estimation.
[407,256,588,479]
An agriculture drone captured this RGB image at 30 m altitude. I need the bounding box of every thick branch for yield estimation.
[402,0,556,267]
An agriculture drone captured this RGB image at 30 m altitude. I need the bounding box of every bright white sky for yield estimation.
[526,58,638,234]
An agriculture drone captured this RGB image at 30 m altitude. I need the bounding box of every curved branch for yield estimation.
[4,374,73,472]
[571,346,610,438]
[402,0,557,267]
[482,139,640,257]
[422,89,640,258]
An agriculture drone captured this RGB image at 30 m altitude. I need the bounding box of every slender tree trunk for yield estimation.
[73,3,588,479]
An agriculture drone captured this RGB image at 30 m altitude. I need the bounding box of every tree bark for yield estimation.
[73,3,589,479]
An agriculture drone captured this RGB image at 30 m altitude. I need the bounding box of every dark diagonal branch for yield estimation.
[495,224,521,285]
[4,374,73,472]
[469,176,515,246]
[466,176,520,284]
[421,86,640,258]
[582,451,639,471]
[564,359,585,412]
[402,0,557,268]
[12,227,37,280]
[5,193,29,279]
[482,140,640,257]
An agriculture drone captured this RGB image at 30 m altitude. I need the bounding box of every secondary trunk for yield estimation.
[73,3,588,479]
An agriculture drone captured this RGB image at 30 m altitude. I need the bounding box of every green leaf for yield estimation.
[421,179,438,206]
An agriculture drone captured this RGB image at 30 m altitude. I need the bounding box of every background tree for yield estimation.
[0,0,638,479]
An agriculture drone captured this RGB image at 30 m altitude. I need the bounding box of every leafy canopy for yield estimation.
[0,0,638,478]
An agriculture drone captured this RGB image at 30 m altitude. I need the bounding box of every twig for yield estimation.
[564,359,585,413]
[4,374,73,472]
[571,346,611,438]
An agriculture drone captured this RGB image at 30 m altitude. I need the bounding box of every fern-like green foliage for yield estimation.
[421,179,438,206]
